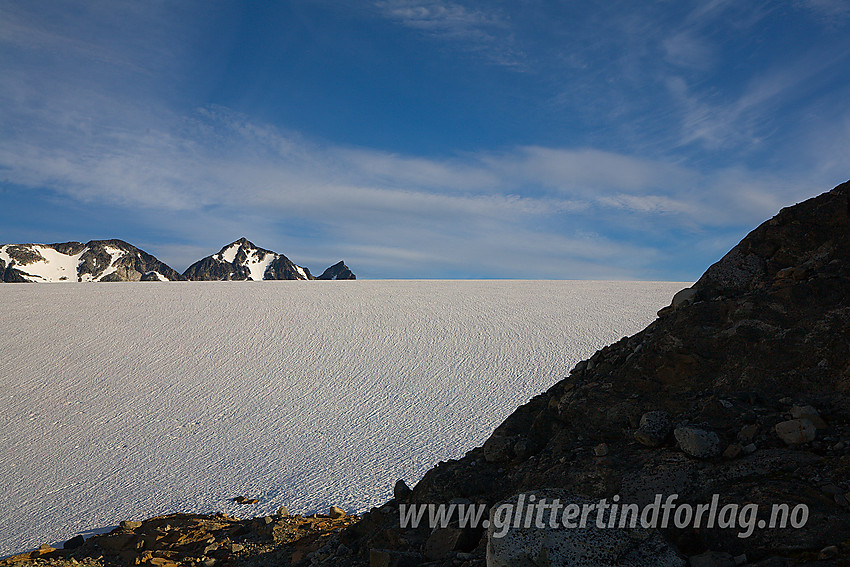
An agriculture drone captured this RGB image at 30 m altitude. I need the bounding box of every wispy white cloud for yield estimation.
[373,0,522,67]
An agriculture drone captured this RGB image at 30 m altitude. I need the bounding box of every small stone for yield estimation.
[229,544,243,553]
[393,479,412,500]
[834,494,849,507]
[262,516,273,524]
[202,558,216,567]
[723,443,742,459]
[778,397,793,405]
[674,426,722,458]
[789,405,827,429]
[231,496,258,504]
[741,443,757,454]
[775,419,816,445]
[738,424,759,443]
[119,521,143,531]
[38,544,52,551]
[329,506,346,519]
[634,411,672,447]
[64,535,85,550]
[733,554,747,565]
[818,545,839,560]
[277,506,289,517]
[593,443,609,457]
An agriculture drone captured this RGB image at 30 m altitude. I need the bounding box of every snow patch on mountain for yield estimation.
[0,244,85,282]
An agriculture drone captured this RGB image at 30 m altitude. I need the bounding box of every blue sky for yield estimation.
[1,1,849,279]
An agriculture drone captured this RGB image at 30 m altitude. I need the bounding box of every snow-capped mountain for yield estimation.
[0,240,183,283]
[1,237,357,282]
[317,260,356,280]
[182,237,315,281]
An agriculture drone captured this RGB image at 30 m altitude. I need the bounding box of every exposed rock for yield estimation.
[329,506,347,519]
[674,426,723,458]
[789,404,827,429]
[486,491,685,567]
[634,410,673,447]
[0,240,183,282]
[182,238,313,281]
[317,260,356,280]
[63,536,84,550]
[342,180,850,566]
[393,479,412,500]
[774,419,816,445]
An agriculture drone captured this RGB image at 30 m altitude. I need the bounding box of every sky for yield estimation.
[1,1,849,279]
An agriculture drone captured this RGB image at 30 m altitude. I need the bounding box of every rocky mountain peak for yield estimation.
[0,239,183,282]
[317,261,356,280]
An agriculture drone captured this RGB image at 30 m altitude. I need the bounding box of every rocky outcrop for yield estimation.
[182,238,314,281]
[0,240,183,282]
[340,180,850,565]
[317,261,356,280]
[0,509,358,567]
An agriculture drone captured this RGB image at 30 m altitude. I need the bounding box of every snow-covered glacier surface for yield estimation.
[0,280,687,556]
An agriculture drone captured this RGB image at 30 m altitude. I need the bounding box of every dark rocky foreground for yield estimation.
[4,181,849,566]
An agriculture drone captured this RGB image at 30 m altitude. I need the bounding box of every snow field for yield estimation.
[0,280,687,557]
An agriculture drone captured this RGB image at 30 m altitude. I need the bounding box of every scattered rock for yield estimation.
[119,520,143,531]
[423,526,476,561]
[393,479,412,500]
[775,419,816,445]
[593,442,609,457]
[486,491,685,567]
[231,496,259,505]
[63,535,84,550]
[818,545,839,560]
[789,405,827,429]
[722,443,742,459]
[674,426,722,458]
[277,505,289,517]
[634,411,672,447]
[329,506,346,519]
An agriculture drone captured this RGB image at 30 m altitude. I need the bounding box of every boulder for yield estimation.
[674,426,722,459]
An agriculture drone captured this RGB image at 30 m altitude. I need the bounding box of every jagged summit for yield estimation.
[0,239,183,282]
[182,238,313,281]
[317,260,356,280]
[1,237,357,283]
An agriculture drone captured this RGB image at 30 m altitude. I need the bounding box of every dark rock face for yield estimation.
[317,261,356,280]
[182,237,314,281]
[0,239,183,282]
[342,181,850,565]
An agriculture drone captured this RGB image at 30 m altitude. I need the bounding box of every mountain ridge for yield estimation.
[0,237,355,283]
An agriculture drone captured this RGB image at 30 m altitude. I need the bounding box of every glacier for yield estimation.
[0,280,687,557]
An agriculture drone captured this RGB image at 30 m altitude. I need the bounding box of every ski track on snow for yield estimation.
[0,280,687,556]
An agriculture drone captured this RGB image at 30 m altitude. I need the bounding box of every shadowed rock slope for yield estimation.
[341,181,850,565]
